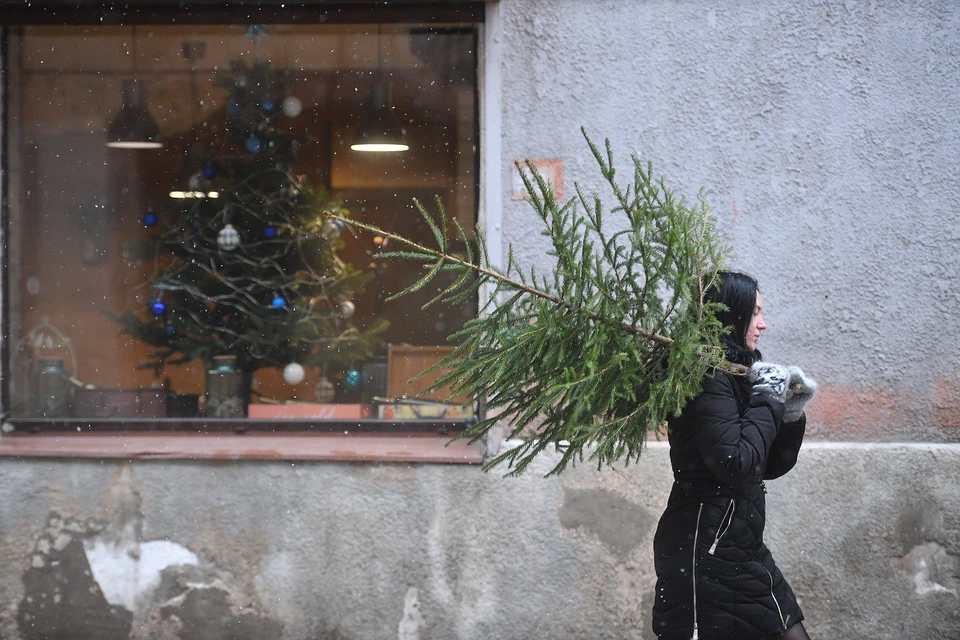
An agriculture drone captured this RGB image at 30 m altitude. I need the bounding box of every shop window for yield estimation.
[1,6,482,440]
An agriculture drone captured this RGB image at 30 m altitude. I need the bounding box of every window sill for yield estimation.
[5,418,471,434]
[0,431,484,464]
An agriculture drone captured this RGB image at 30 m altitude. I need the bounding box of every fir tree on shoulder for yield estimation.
[330,129,739,476]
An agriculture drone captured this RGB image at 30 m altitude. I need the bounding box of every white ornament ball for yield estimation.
[282,362,305,385]
[281,95,303,118]
[217,224,240,250]
[339,300,355,319]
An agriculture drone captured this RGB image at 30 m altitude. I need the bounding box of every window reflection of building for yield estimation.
[4,20,479,421]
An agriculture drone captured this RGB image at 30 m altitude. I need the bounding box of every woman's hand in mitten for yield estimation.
[784,366,818,422]
[748,361,791,404]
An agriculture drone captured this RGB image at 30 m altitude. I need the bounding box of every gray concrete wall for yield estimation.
[499,0,960,441]
[1,1,959,639]
[0,445,958,639]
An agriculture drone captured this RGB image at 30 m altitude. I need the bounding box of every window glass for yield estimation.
[4,21,478,427]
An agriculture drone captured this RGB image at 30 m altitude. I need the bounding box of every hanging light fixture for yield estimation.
[351,25,409,153]
[169,41,219,199]
[106,26,163,149]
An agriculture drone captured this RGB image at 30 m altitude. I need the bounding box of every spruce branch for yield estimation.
[328,210,674,348]
[329,129,739,476]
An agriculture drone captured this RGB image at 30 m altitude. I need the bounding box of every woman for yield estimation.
[652,271,817,640]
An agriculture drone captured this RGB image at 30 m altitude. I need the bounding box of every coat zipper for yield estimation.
[691,503,704,640]
[762,564,786,630]
[708,498,735,555]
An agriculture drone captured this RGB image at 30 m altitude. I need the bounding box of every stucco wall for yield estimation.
[499,0,960,441]
[0,445,958,639]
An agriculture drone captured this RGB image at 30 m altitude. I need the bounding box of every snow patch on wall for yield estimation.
[84,537,198,611]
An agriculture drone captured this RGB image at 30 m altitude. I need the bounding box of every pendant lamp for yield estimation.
[351,26,409,153]
[106,27,164,149]
[169,41,218,199]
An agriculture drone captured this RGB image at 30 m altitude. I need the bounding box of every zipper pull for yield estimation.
[708,540,719,555]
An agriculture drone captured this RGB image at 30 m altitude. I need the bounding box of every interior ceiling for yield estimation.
[20,24,474,74]
[17,24,476,133]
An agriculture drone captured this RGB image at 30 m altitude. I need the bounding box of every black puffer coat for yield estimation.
[652,370,807,639]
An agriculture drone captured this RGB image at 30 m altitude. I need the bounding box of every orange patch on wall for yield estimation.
[935,377,960,429]
[512,158,563,201]
[809,384,911,438]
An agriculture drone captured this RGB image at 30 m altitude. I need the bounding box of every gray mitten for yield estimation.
[748,361,790,404]
[784,366,817,422]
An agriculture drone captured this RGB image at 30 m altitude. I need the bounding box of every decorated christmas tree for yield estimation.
[114,58,385,407]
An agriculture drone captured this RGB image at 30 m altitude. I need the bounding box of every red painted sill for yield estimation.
[0,432,483,464]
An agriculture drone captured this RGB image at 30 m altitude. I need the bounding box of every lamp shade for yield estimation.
[350,82,409,152]
[106,79,164,149]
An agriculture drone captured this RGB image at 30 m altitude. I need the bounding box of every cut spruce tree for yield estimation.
[332,129,738,476]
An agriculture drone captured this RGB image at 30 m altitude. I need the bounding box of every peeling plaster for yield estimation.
[18,515,131,640]
[159,583,283,640]
[76,467,202,618]
[893,543,960,598]
[16,468,283,640]
[397,586,423,640]
[83,538,198,613]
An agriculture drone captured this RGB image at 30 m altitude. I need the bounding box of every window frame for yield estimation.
[0,1,498,459]
[0,2,487,26]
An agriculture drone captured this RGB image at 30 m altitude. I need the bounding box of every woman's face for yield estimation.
[745,292,767,351]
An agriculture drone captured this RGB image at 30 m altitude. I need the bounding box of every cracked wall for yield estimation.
[0,445,957,639]
[7,467,284,640]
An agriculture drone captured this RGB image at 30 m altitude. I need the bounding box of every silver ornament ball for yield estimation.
[217,224,240,250]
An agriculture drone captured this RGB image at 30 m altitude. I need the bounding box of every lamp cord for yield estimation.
[131,25,138,75]
[376,24,383,80]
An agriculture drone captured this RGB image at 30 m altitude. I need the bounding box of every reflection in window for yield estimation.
[4,22,479,425]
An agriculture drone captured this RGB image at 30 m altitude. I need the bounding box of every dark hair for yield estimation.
[706,270,760,366]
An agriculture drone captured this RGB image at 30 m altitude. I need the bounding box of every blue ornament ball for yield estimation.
[344,369,362,389]
[143,211,158,227]
[202,164,216,179]
[150,300,166,316]
[245,136,262,153]
[262,100,276,112]
[190,219,202,230]
[264,225,277,239]
[227,101,241,116]
[164,323,176,336]
[269,295,286,310]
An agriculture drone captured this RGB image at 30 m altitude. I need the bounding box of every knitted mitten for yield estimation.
[784,366,817,422]
[748,361,791,404]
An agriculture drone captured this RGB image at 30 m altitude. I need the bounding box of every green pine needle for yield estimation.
[329,128,738,476]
